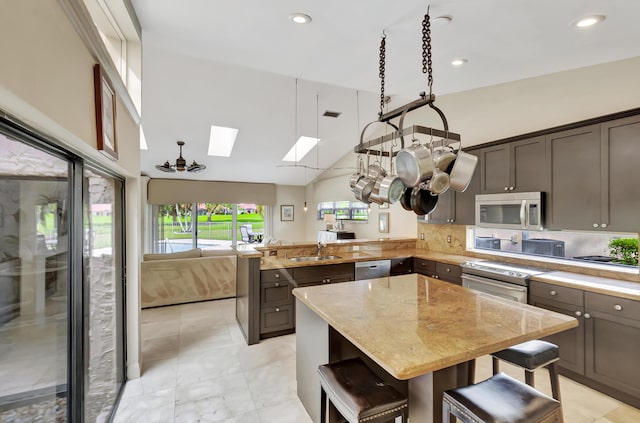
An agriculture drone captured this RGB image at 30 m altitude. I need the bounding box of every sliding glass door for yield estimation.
[0,118,126,422]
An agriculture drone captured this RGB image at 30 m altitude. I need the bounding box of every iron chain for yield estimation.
[422,10,433,97]
[379,34,386,118]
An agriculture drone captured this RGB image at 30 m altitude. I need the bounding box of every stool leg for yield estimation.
[547,363,561,402]
[320,386,327,423]
[492,357,500,375]
[525,369,535,387]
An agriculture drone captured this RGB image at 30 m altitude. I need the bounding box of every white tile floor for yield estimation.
[115,298,640,423]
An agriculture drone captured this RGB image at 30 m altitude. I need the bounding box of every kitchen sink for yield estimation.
[289,255,342,262]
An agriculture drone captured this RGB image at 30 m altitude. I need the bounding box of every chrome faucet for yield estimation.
[317,241,326,256]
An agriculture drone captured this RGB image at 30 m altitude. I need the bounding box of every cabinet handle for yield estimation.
[446,268,451,272]
[434,275,439,279]
[601,223,608,228]
[275,307,280,312]
[575,311,582,317]
[275,273,280,278]
[592,223,599,228]
[614,304,623,311]
[504,187,509,191]
[275,282,279,287]
[584,313,591,319]
[509,186,514,191]
[326,278,331,283]
[550,290,557,296]
[322,279,327,283]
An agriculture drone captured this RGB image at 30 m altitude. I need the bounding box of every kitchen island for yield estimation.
[293,274,578,423]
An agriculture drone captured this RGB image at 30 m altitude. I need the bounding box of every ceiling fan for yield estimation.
[155,140,206,173]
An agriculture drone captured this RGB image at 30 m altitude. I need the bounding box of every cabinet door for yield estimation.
[510,136,549,192]
[601,115,640,232]
[426,190,455,224]
[390,257,413,276]
[547,125,601,230]
[529,295,585,375]
[455,150,480,225]
[413,258,436,276]
[480,145,510,193]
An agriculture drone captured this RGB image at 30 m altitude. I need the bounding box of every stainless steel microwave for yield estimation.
[475,192,544,230]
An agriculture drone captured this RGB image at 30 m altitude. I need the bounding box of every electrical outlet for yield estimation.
[353,245,360,251]
[269,250,278,256]
[447,235,452,243]
[420,233,425,240]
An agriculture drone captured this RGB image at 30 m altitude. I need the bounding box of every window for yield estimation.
[317,201,369,221]
[471,227,639,269]
[81,0,142,114]
[151,202,266,252]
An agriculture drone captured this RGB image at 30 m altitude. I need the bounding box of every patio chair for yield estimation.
[240,225,256,243]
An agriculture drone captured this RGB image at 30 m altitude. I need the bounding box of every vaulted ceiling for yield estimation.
[132,0,640,185]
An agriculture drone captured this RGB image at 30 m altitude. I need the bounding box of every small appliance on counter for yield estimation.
[522,238,565,257]
[475,237,501,250]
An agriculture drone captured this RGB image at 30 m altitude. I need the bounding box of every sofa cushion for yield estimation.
[201,249,237,257]
[143,248,202,261]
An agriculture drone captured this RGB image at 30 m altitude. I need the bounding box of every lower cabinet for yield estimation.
[259,268,295,338]
[259,264,354,338]
[413,258,462,285]
[390,257,413,276]
[530,281,640,407]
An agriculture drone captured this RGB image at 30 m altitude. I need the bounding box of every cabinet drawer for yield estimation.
[261,268,292,284]
[260,304,294,334]
[413,258,436,275]
[261,281,292,307]
[529,281,583,305]
[586,292,640,321]
[436,262,461,278]
[293,263,354,285]
[390,257,413,276]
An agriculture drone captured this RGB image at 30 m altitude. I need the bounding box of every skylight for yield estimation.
[282,136,320,162]
[208,125,239,157]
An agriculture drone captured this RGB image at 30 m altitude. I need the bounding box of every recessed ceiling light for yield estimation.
[432,15,453,25]
[282,136,320,162]
[208,125,239,157]
[451,58,468,67]
[290,13,312,24]
[573,14,606,28]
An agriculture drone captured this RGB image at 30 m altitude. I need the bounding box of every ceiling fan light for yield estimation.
[187,161,206,172]
[156,140,205,173]
[155,161,175,172]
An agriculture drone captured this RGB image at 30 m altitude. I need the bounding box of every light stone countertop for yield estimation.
[293,274,578,380]
[531,271,640,301]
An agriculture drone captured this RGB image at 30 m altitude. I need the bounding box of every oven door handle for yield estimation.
[462,274,526,291]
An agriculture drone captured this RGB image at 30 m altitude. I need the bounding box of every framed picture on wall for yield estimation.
[379,212,389,233]
[281,205,294,221]
[93,64,118,160]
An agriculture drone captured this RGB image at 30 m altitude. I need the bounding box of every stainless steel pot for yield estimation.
[353,177,375,202]
[349,157,365,191]
[433,147,456,173]
[449,151,478,192]
[395,143,434,187]
[374,146,405,204]
[425,168,450,195]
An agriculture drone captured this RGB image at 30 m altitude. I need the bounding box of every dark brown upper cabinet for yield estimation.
[547,116,640,232]
[480,136,549,194]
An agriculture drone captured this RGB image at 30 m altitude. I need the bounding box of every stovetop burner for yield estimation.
[460,260,550,285]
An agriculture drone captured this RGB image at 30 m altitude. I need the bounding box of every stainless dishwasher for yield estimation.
[354,260,391,280]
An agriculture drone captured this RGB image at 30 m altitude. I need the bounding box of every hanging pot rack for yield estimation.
[354,6,461,158]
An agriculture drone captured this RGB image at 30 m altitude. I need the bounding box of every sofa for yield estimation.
[141,248,237,308]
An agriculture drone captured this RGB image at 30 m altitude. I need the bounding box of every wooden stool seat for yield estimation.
[492,340,561,400]
[443,372,563,423]
[318,357,408,423]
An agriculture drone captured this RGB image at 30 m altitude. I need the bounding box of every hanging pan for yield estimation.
[410,186,439,216]
[448,151,478,192]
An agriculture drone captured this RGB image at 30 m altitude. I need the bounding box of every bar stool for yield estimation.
[492,340,561,400]
[318,357,408,423]
[443,372,563,423]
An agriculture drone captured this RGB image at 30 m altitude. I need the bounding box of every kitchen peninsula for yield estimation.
[293,274,578,423]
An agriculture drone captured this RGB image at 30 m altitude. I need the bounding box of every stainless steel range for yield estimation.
[460,261,549,303]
